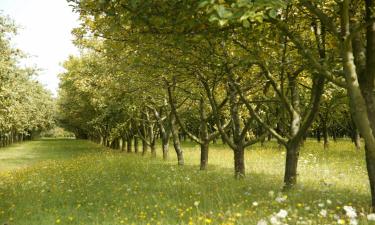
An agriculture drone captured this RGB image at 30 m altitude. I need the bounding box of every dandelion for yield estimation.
[205,218,212,224]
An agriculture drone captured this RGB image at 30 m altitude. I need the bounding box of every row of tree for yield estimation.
[0,15,55,146]
[59,0,375,207]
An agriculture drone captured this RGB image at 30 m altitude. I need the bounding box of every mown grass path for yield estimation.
[0,139,373,224]
[0,139,102,172]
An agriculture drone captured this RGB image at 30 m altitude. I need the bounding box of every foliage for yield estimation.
[0,14,55,144]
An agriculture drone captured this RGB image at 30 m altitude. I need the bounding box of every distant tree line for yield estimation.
[0,15,55,146]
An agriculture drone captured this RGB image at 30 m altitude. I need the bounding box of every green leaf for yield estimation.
[218,19,228,26]
[214,5,233,19]
[268,9,277,19]
[198,1,209,8]
[242,19,250,28]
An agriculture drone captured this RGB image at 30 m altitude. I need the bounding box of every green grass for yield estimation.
[0,139,373,224]
[0,139,102,171]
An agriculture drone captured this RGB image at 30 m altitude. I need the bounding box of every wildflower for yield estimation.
[327,199,332,205]
[367,213,375,221]
[270,216,280,225]
[318,203,325,207]
[350,219,358,225]
[320,209,327,217]
[343,206,357,218]
[275,196,287,203]
[276,209,288,218]
[269,191,275,197]
[253,201,259,206]
[194,201,200,207]
[257,219,268,225]
[235,213,242,217]
[337,218,345,224]
[205,218,212,224]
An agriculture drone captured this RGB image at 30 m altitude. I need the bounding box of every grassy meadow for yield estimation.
[0,139,373,224]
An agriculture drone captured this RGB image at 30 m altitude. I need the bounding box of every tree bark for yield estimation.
[284,142,300,188]
[322,120,329,149]
[142,139,148,156]
[170,112,184,165]
[127,135,132,153]
[234,146,245,179]
[134,136,139,153]
[200,141,209,170]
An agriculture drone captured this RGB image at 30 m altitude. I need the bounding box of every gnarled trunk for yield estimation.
[170,112,184,165]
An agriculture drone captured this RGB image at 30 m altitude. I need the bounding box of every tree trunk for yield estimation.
[162,140,169,160]
[142,139,148,156]
[200,142,209,170]
[170,112,184,165]
[234,146,245,179]
[323,121,329,150]
[134,137,139,153]
[316,128,321,142]
[284,142,300,189]
[151,142,156,157]
[127,136,132,153]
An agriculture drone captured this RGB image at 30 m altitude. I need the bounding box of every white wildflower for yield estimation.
[367,213,375,221]
[253,201,259,206]
[276,209,288,218]
[327,199,332,205]
[343,206,357,218]
[319,209,327,217]
[318,203,325,207]
[270,216,280,225]
[275,196,287,203]
[350,218,358,225]
[193,201,200,207]
[257,219,268,225]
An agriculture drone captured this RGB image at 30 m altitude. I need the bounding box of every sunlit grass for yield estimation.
[0,139,373,224]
